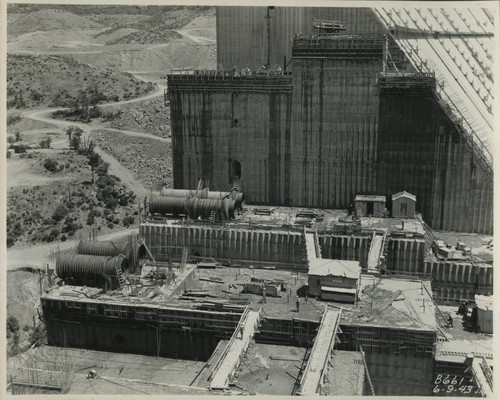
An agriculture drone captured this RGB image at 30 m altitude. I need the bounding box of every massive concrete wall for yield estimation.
[387,237,425,274]
[141,223,305,268]
[378,78,493,234]
[319,234,371,269]
[289,38,383,208]
[422,261,493,303]
[168,74,293,205]
[42,299,241,360]
[169,37,492,233]
[216,7,386,71]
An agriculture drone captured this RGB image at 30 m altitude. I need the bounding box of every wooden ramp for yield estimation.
[297,307,342,396]
[471,357,494,397]
[367,233,385,273]
[209,309,260,390]
[304,230,322,266]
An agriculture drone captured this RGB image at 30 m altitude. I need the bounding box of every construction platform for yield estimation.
[7,345,213,395]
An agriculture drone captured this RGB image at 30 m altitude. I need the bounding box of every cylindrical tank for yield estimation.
[77,239,133,264]
[149,196,236,220]
[56,254,128,288]
[150,196,188,215]
[159,188,245,210]
[160,189,199,198]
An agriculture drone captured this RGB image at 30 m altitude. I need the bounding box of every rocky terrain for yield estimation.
[101,95,171,138]
[7,150,139,248]
[94,129,172,191]
[7,8,103,36]
[7,54,154,109]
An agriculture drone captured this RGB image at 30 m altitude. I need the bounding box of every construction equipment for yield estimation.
[313,19,346,34]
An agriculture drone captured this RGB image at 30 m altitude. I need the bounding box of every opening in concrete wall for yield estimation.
[230,160,242,182]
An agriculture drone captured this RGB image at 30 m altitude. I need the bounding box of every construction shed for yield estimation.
[392,191,416,219]
[354,195,386,218]
[475,295,493,334]
[308,259,361,303]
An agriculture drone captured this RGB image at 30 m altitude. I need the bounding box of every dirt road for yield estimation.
[176,28,215,44]
[8,79,167,269]
[23,83,169,144]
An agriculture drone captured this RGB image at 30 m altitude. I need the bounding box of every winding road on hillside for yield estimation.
[23,83,169,143]
[175,28,216,45]
[8,81,170,269]
[21,82,170,196]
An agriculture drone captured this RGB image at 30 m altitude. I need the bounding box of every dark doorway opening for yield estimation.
[231,160,241,181]
[367,202,374,216]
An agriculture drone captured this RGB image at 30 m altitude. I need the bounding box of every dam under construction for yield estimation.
[7,5,494,397]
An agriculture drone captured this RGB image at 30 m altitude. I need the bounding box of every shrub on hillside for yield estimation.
[45,228,60,242]
[43,158,58,172]
[39,137,52,149]
[51,205,68,222]
[7,316,20,336]
[7,113,22,125]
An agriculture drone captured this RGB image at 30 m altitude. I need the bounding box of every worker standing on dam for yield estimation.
[296,296,300,312]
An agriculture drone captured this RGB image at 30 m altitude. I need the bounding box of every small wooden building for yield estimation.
[392,191,416,218]
[354,195,386,217]
[475,295,493,334]
[308,259,361,303]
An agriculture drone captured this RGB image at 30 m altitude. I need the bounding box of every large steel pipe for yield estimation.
[77,239,132,264]
[160,188,245,210]
[56,254,127,288]
[150,197,188,215]
[149,196,236,220]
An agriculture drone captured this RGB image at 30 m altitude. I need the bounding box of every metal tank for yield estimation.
[56,254,127,289]
[149,196,236,220]
[150,196,188,216]
[159,188,245,210]
[77,239,133,262]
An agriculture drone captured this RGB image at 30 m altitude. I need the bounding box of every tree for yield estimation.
[88,152,100,183]
[43,158,58,172]
[39,136,52,149]
[66,126,84,151]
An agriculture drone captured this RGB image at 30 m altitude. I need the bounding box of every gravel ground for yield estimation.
[94,128,172,190]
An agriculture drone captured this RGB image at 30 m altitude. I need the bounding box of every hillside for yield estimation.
[7,54,155,109]
[106,28,182,45]
[8,5,214,36]
[7,8,103,36]
[71,42,216,73]
[7,149,139,248]
[101,95,170,138]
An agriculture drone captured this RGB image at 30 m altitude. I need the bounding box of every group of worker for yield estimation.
[445,301,479,333]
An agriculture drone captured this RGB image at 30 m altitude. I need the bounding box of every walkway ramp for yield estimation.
[209,309,260,390]
[367,233,385,273]
[471,357,494,397]
[297,307,342,395]
[304,230,322,265]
